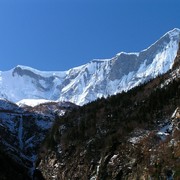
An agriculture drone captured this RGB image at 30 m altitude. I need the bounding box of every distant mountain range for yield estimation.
[0,28,180,106]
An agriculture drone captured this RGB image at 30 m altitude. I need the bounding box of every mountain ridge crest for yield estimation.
[0,28,180,105]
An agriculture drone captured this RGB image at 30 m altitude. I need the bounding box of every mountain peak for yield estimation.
[165,28,180,38]
[14,65,41,73]
[168,27,180,33]
[0,29,180,105]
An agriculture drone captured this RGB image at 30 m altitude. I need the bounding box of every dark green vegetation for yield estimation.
[46,77,175,146]
[38,59,180,179]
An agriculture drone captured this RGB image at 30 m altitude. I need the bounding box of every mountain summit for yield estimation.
[0,28,180,105]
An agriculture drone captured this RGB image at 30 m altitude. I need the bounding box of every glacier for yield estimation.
[0,28,180,105]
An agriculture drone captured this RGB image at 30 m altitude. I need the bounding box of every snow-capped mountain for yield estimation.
[0,28,180,105]
[0,99,77,176]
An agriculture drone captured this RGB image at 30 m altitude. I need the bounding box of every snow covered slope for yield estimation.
[0,28,180,105]
[17,99,55,107]
[0,100,77,174]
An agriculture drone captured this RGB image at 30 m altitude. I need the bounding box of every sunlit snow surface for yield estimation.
[17,99,55,107]
[0,28,179,105]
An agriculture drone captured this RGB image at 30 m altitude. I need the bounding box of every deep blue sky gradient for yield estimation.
[0,0,180,71]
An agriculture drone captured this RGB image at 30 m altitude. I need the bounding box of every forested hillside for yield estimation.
[37,49,180,179]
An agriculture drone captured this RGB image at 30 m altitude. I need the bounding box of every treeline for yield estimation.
[43,72,180,152]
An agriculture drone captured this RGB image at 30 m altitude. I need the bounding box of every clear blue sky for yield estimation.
[0,0,180,71]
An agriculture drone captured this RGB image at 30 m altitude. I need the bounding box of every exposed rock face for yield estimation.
[12,67,55,91]
[0,29,180,105]
[0,99,77,177]
[37,106,180,179]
